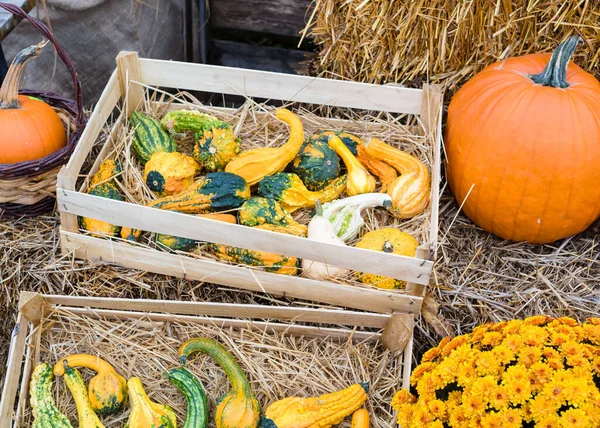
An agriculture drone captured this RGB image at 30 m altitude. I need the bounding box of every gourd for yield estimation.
[79,160,122,238]
[328,136,376,196]
[0,41,66,164]
[322,193,392,242]
[259,383,369,428]
[121,227,142,242]
[155,233,197,252]
[30,363,74,428]
[62,365,106,428]
[354,228,418,289]
[144,151,200,197]
[225,109,304,186]
[53,354,127,416]
[209,224,303,275]
[161,110,220,135]
[239,197,307,237]
[289,134,341,191]
[362,138,430,219]
[356,145,397,192]
[179,337,260,428]
[130,111,176,163]
[258,173,346,213]
[164,367,208,428]
[351,409,369,428]
[320,131,362,155]
[126,377,177,428]
[302,201,348,280]
[446,36,600,243]
[149,172,250,213]
[194,126,241,172]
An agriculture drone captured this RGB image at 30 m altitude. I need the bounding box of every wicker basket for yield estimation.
[0,3,85,217]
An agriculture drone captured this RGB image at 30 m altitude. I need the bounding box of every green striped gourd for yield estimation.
[130,111,176,163]
[165,367,208,428]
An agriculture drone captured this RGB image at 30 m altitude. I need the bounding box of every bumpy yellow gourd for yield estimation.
[362,138,430,218]
[260,383,368,428]
[225,109,304,186]
[354,228,418,289]
[53,354,127,416]
[126,377,177,428]
[328,136,376,196]
[144,151,200,197]
[62,365,106,428]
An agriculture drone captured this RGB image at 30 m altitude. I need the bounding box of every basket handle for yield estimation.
[0,2,84,124]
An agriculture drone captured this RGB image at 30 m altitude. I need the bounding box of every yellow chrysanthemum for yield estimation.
[542,379,567,405]
[462,393,486,418]
[456,363,478,387]
[556,316,578,327]
[537,414,561,428]
[530,362,552,385]
[502,334,524,352]
[529,395,559,422]
[504,320,523,335]
[561,408,592,428]
[491,344,515,365]
[481,331,504,347]
[422,347,440,362]
[391,389,415,409]
[411,362,435,384]
[488,385,509,410]
[448,406,468,427]
[503,376,532,405]
[549,332,569,347]
[469,375,497,404]
[415,372,439,399]
[424,421,444,428]
[441,335,470,356]
[475,351,501,376]
[396,403,413,427]
[480,411,502,428]
[427,399,447,421]
[561,340,584,358]
[520,325,548,346]
[583,324,600,346]
[498,408,522,428]
[518,345,543,368]
[592,357,600,374]
[524,315,550,326]
[413,401,436,425]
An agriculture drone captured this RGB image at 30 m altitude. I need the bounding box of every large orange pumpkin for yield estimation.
[445,36,600,244]
[0,41,66,164]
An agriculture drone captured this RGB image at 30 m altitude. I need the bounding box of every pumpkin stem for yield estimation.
[0,40,48,109]
[530,36,581,89]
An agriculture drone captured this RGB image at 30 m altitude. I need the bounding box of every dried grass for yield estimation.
[17,307,403,427]
[304,0,600,92]
[89,86,435,292]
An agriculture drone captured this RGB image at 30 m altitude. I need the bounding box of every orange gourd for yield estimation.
[446,36,600,244]
[0,41,66,164]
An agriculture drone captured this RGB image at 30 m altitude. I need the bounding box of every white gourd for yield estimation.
[302,201,349,280]
[322,193,392,242]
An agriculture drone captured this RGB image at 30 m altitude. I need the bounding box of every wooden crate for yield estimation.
[1,292,414,428]
[56,51,443,314]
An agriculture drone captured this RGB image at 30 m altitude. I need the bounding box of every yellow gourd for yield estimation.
[260,383,368,428]
[356,145,397,193]
[144,151,200,197]
[354,228,418,289]
[225,109,304,186]
[362,138,430,218]
[351,409,369,428]
[53,354,127,415]
[328,136,376,196]
[62,365,106,428]
[126,377,177,428]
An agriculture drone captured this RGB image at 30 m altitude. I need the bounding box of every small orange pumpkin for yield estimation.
[0,41,66,164]
[446,36,600,244]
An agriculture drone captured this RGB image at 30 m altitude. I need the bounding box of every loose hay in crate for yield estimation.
[79,87,435,294]
[17,306,405,428]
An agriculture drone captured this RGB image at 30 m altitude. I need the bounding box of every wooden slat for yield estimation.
[61,231,423,314]
[57,191,432,284]
[44,295,390,328]
[138,59,423,114]
[212,40,311,74]
[117,51,145,116]
[0,314,28,428]
[63,70,121,175]
[211,0,311,38]
[55,307,381,343]
[427,86,444,258]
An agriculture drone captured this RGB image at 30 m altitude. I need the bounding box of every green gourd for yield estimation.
[130,112,176,163]
[164,367,208,428]
[289,135,341,191]
[30,363,74,428]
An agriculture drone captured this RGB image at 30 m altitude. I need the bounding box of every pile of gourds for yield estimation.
[30,338,370,428]
[80,107,430,289]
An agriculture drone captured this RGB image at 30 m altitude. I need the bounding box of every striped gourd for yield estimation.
[165,367,208,428]
[30,363,74,428]
[130,111,176,163]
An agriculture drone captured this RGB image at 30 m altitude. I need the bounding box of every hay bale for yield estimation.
[305,0,600,91]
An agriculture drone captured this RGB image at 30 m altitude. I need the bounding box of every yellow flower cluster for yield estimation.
[392,316,600,428]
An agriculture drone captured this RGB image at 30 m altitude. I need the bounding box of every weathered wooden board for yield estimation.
[210,0,311,38]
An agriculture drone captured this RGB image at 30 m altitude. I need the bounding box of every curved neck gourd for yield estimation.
[0,40,47,109]
[53,354,115,376]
